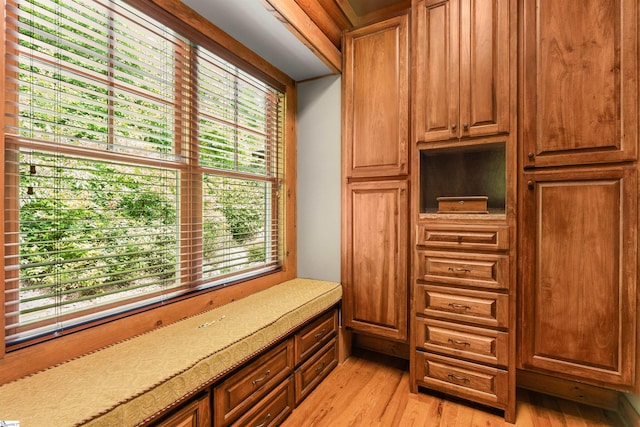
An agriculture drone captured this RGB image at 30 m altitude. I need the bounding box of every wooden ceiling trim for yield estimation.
[263,0,342,74]
[334,0,361,27]
[315,0,353,32]
[293,0,345,49]
[356,0,410,25]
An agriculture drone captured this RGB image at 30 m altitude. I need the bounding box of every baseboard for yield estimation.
[517,369,619,410]
[620,394,640,427]
[352,333,410,360]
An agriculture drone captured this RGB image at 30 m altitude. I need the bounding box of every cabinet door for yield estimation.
[414,0,511,142]
[343,14,409,178]
[414,0,458,142]
[519,167,637,386]
[522,0,638,167]
[458,0,510,138]
[344,180,408,340]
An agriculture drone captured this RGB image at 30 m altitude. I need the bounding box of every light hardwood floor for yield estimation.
[282,350,625,426]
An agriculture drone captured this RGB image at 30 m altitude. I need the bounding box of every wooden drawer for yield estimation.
[152,391,210,427]
[415,317,508,367]
[415,284,508,328]
[415,351,508,407]
[214,339,294,426]
[295,309,338,364]
[417,250,509,290]
[417,224,509,251]
[294,337,338,405]
[229,376,294,427]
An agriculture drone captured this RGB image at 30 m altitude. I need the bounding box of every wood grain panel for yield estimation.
[344,180,408,340]
[414,0,456,142]
[415,0,512,142]
[343,14,409,178]
[521,0,638,167]
[460,0,510,137]
[520,167,637,386]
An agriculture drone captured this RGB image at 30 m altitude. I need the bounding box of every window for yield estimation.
[3,0,285,345]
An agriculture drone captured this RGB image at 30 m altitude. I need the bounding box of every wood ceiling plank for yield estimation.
[294,0,345,48]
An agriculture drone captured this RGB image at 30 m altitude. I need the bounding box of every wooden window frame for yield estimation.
[0,0,297,384]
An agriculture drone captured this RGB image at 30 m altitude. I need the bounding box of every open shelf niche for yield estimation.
[419,141,506,216]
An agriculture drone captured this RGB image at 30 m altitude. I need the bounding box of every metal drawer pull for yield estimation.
[448,303,471,310]
[251,370,271,385]
[448,338,470,347]
[255,413,271,427]
[314,328,327,339]
[315,361,326,373]
[448,267,471,273]
[448,373,470,383]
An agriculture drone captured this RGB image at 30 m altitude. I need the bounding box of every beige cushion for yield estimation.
[0,278,342,426]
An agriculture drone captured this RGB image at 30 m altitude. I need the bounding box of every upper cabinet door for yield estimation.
[414,0,512,142]
[458,0,510,138]
[343,14,409,178]
[522,0,639,168]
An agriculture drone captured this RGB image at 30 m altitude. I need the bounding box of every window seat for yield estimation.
[0,278,342,427]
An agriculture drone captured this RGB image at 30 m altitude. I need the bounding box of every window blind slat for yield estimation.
[4,0,284,346]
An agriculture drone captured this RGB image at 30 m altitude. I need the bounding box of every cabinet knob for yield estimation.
[527,181,534,190]
[528,152,535,160]
[463,123,469,131]
[451,124,457,131]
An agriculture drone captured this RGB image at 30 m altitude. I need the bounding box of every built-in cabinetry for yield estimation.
[414,0,510,142]
[410,0,516,421]
[518,0,638,393]
[341,0,640,420]
[342,13,410,342]
[153,308,338,427]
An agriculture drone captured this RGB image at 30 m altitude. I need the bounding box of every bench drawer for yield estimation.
[229,376,294,427]
[417,224,509,251]
[415,317,508,367]
[415,351,508,407]
[214,339,294,426]
[417,250,509,290]
[295,309,338,364]
[415,284,508,328]
[294,338,338,404]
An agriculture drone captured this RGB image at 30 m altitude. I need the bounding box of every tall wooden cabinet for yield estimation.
[410,0,517,421]
[342,13,410,342]
[341,0,640,421]
[518,0,639,393]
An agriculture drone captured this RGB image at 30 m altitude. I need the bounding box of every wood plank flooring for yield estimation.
[282,350,625,426]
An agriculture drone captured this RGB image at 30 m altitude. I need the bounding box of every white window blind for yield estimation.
[4,0,284,345]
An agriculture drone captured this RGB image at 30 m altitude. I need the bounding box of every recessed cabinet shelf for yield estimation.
[420,143,506,216]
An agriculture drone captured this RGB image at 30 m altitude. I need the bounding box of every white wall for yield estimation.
[296,75,341,282]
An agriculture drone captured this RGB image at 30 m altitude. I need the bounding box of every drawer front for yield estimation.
[415,284,508,328]
[415,351,508,407]
[417,224,509,251]
[295,309,338,364]
[415,317,508,367]
[229,376,294,427]
[214,339,294,426]
[418,250,509,290]
[294,338,338,404]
